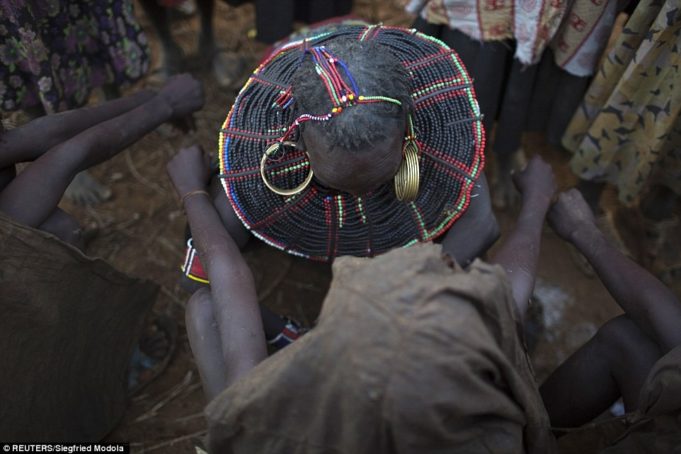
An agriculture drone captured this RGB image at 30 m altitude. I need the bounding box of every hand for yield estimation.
[548,189,598,242]
[167,145,212,197]
[158,74,205,119]
[512,155,556,205]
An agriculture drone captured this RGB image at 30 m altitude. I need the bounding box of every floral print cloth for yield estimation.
[0,0,150,113]
[405,0,618,76]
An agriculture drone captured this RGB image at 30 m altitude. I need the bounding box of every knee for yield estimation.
[593,315,645,360]
[40,210,83,248]
[60,223,83,248]
[186,287,215,331]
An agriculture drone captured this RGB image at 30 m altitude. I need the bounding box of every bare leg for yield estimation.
[186,298,276,416]
[38,209,85,249]
[186,288,230,402]
[197,0,215,55]
[138,0,184,78]
[492,149,527,210]
[180,276,289,342]
[1,166,87,247]
[540,315,661,427]
[197,0,248,88]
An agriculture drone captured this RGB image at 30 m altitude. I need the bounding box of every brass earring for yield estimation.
[394,117,420,202]
[260,141,314,196]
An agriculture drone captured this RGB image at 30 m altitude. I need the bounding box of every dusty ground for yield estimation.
[55,1,674,452]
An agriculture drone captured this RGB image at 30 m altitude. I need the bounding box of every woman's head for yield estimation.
[291,39,412,196]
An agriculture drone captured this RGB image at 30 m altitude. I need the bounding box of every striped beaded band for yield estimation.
[219,24,485,262]
[272,45,406,145]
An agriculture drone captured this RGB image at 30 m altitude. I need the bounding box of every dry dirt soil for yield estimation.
[53,1,675,452]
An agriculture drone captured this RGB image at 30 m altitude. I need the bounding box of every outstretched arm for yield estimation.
[490,156,556,319]
[0,89,156,166]
[168,145,267,383]
[548,189,681,351]
[0,74,204,227]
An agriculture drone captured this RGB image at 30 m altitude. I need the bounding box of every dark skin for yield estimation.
[490,156,556,316]
[485,173,681,427]
[175,108,499,350]
[305,120,499,265]
[304,113,500,263]
[170,150,544,450]
[0,74,204,246]
[138,0,245,87]
[179,152,681,451]
[539,189,681,427]
[209,116,499,267]
[302,121,405,196]
[168,145,267,401]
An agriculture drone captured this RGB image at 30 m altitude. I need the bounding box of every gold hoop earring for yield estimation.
[394,138,420,202]
[260,141,314,196]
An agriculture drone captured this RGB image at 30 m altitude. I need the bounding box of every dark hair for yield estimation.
[292,39,412,152]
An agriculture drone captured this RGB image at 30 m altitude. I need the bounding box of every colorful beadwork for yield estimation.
[218,24,485,262]
[181,238,209,284]
[274,46,405,145]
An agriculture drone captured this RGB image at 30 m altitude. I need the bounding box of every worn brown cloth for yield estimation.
[206,243,556,453]
[0,213,158,441]
[556,345,681,453]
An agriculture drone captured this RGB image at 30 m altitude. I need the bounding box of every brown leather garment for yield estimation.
[0,213,157,442]
[206,243,555,453]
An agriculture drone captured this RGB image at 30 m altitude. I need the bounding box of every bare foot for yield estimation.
[493,171,519,209]
[128,315,177,395]
[492,148,528,210]
[146,44,185,86]
[212,52,250,89]
[64,171,112,206]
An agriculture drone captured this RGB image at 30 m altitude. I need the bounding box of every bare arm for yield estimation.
[549,189,681,352]
[169,146,267,384]
[490,156,556,319]
[0,74,204,227]
[0,89,156,166]
[0,96,173,226]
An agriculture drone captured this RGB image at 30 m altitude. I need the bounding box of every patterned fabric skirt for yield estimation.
[564,1,681,205]
[0,0,150,113]
[412,18,592,155]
